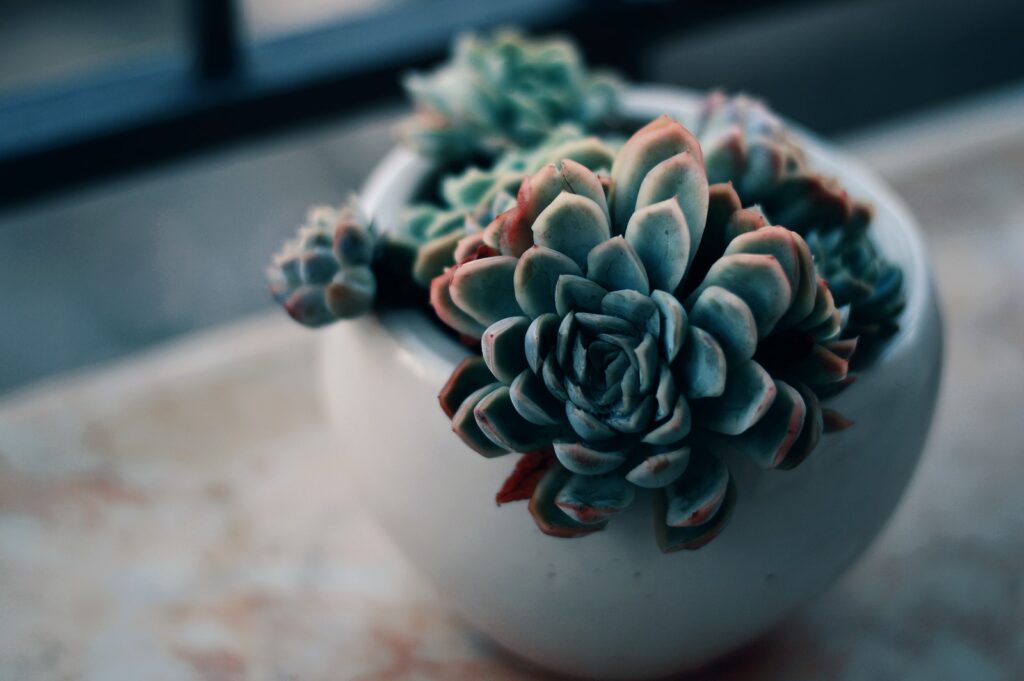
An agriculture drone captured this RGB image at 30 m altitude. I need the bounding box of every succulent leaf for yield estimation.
[532,192,612,268]
[689,286,758,359]
[327,271,375,317]
[678,326,727,399]
[697,359,776,435]
[663,451,730,528]
[651,290,687,361]
[555,274,607,317]
[610,115,703,230]
[601,290,660,336]
[798,278,839,339]
[693,253,793,336]
[624,199,691,292]
[775,381,823,470]
[586,237,650,294]
[702,126,745,185]
[439,356,496,418]
[732,379,807,468]
[567,402,619,442]
[642,394,692,445]
[514,246,583,319]
[725,226,802,297]
[481,317,532,384]
[555,473,636,524]
[430,269,488,338]
[510,370,565,426]
[525,313,560,373]
[452,383,510,457]
[553,441,629,475]
[450,256,523,326]
[556,159,613,223]
[282,286,335,327]
[626,445,690,488]
[495,449,555,504]
[634,152,709,262]
[413,228,465,286]
[529,465,607,538]
[822,408,855,433]
[653,365,677,419]
[656,477,736,552]
[475,386,557,452]
[791,344,850,388]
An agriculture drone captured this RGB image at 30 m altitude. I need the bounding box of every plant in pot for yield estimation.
[266,30,942,680]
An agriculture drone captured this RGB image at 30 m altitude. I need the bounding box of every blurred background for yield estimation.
[1,0,1023,393]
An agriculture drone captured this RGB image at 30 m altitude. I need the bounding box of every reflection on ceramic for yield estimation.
[322,87,943,680]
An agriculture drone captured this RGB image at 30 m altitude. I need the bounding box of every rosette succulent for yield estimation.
[407,126,618,286]
[696,91,905,355]
[402,30,619,164]
[268,199,381,326]
[433,115,854,550]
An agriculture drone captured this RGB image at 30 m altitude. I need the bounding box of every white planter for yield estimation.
[322,87,943,680]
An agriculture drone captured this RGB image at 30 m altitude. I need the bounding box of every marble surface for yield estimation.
[2,93,1024,680]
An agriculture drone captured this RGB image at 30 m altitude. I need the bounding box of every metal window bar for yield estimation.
[191,0,243,81]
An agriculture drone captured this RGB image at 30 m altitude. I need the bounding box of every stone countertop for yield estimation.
[2,90,1023,681]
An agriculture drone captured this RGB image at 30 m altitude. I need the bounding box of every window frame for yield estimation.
[0,0,813,207]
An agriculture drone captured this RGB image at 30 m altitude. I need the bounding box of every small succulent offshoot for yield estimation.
[268,199,381,327]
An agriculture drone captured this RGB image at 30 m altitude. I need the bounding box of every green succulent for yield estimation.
[401,30,620,164]
[806,210,905,365]
[407,125,618,286]
[696,91,905,357]
[433,115,854,550]
[268,200,379,326]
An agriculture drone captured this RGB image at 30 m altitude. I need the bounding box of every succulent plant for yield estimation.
[407,126,618,286]
[401,30,620,164]
[696,92,854,234]
[696,91,905,356]
[433,115,854,550]
[806,213,905,364]
[268,199,380,326]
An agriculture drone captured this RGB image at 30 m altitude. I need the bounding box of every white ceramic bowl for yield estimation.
[322,87,943,680]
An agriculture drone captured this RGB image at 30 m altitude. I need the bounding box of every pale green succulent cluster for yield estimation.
[432,116,854,550]
[402,30,620,164]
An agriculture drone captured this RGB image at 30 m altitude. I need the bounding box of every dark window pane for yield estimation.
[0,0,185,94]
